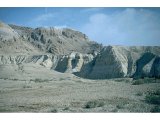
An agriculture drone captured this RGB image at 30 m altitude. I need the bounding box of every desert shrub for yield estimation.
[63,107,69,111]
[59,78,66,81]
[115,78,131,83]
[85,101,97,108]
[145,90,160,105]
[12,78,18,81]
[154,90,160,95]
[136,92,143,96]
[132,78,160,85]
[0,108,10,112]
[23,85,32,89]
[84,100,105,109]
[110,108,118,112]
[132,80,144,85]
[31,78,50,83]
[50,109,58,113]
[146,95,160,104]
[70,101,81,107]
[150,106,160,113]
[116,104,124,109]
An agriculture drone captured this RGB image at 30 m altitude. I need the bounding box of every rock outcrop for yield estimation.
[87,46,129,79]
[74,46,160,79]
[0,21,160,79]
[10,24,102,55]
[0,22,40,54]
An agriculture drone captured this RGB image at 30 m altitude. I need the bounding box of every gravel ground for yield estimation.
[0,77,159,113]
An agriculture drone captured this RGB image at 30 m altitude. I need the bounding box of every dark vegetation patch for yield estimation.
[84,100,105,109]
[50,109,58,113]
[30,78,51,83]
[145,90,160,105]
[145,90,160,112]
[150,106,160,113]
[132,78,160,85]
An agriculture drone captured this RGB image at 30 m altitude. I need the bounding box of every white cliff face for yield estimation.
[0,55,27,64]
[86,46,129,79]
[142,57,156,77]
[74,46,160,79]
[0,22,20,41]
[72,53,84,72]
[0,22,160,79]
[0,46,160,79]
[0,22,40,55]
[55,52,93,73]
[10,24,102,55]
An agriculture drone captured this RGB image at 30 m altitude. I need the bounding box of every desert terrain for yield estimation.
[0,77,160,112]
[0,21,160,112]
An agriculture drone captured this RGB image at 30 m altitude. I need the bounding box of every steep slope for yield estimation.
[87,46,129,79]
[10,24,102,55]
[0,22,160,79]
[75,46,160,79]
[150,57,160,78]
[0,22,40,55]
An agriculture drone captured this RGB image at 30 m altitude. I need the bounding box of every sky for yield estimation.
[0,7,160,46]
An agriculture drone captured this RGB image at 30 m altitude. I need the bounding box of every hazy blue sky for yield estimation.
[0,7,160,46]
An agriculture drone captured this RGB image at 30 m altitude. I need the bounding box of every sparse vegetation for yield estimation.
[12,78,18,81]
[0,108,10,112]
[115,78,132,83]
[23,85,32,89]
[31,78,50,83]
[132,80,144,85]
[63,107,69,111]
[136,92,143,96]
[59,78,66,81]
[145,90,160,105]
[70,102,82,108]
[150,106,160,113]
[50,108,58,113]
[132,78,160,85]
[116,104,124,109]
[84,100,105,109]
[110,108,118,112]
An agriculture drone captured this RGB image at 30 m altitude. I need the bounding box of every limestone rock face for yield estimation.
[0,21,160,79]
[0,47,160,79]
[74,46,160,79]
[0,22,19,40]
[142,57,155,77]
[0,22,40,54]
[55,52,92,73]
[10,24,102,55]
[85,46,128,79]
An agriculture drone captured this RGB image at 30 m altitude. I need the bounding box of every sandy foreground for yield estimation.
[0,75,159,113]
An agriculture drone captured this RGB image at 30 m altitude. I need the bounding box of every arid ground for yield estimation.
[0,76,159,113]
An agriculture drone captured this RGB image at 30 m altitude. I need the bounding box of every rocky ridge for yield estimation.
[0,21,160,79]
[10,24,102,55]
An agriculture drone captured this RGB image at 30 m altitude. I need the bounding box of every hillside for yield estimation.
[0,21,160,113]
[9,24,102,55]
[0,22,41,55]
[0,21,160,79]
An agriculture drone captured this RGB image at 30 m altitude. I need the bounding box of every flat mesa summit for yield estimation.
[0,21,160,80]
